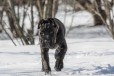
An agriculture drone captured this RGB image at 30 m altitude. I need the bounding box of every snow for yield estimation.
[56,11,94,27]
[0,25,114,76]
[0,35,114,76]
[66,26,110,38]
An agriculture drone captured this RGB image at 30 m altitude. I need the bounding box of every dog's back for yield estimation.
[52,18,66,37]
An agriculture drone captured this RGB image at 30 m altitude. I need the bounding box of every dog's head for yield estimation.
[38,18,59,48]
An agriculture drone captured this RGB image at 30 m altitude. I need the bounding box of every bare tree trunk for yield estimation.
[0,0,3,33]
[35,0,58,19]
[66,0,76,36]
[35,0,43,20]
[6,11,17,37]
[52,0,58,17]
[4,0,29,45]
[0,4,3,33]
[76,0,106,25]
[103,0,114,38]
[30,0,34,44]
[43,0,53,19]
[4,0,20,38]
[0,21,17,46]
[93,0,106,25]
[0,2,16,46]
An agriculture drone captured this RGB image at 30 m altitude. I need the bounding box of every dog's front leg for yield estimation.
[41,48,51,74]
[55,39,67,71]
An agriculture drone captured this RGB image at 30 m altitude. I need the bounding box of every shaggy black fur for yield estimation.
[38,18,67,74]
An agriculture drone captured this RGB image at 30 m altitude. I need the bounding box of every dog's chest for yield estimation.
[49,43,58,49]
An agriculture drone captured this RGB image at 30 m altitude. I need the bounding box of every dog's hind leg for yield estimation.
[54,39,67,71]
[41,48,51,74]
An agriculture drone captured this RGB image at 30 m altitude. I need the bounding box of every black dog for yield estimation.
[38,18,67,74]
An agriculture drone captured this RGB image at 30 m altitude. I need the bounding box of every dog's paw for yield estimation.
[42,67,51,74]
[55,60,63,71]
[45,69,51,75]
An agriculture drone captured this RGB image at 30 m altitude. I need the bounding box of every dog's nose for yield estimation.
[45,35,50,40]
[45,35,49,39]
[44,40,50,43]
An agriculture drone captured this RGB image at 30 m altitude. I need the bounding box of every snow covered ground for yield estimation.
[0,37,114,76]
[0,26,114,76]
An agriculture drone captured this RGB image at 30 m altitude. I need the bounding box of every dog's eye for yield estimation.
[40,32,44,36]
[50,31,53,34]
[53,24,56,28]
[47,23,50,25]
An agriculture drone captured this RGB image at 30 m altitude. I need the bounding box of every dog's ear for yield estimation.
[48,18,59,33]
[48,18,57,28]
[38,19,44,29]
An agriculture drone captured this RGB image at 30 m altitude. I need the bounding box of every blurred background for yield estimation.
[0,0,113,45]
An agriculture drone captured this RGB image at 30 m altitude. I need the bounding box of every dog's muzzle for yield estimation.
[40,38,56,48]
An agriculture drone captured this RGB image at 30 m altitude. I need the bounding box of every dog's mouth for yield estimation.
[44,42,50,48]
[41,40,56,48]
